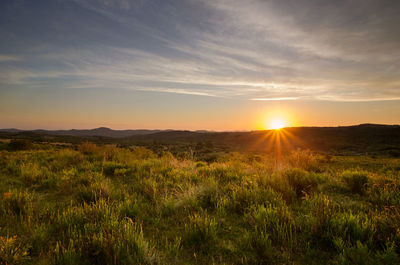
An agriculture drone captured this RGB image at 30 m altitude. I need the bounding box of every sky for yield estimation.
[1,0,400,130]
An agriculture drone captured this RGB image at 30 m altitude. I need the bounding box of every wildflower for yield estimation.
[3,192,12,199]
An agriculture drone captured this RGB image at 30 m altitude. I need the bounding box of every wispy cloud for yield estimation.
[251,97,298,101]
[1,0,400,102]
[0,55,21,62]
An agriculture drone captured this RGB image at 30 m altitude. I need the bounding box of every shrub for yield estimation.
[195,180,219,209]
[195,161,207,168]
[387,150,400,158]
[375,242,400,264]
[288,149,320,171]
[247,204,295,249]
[329,212,375,246]
[171,181,220,212]
[30,224,51,258]
[164,237,182,258]
[369,175,400,207]
[243,228,274,263]
[1,189,34,218]
[0,235,30,264]
[371,208,400,249]
[8,139,33,151]
[305,194,336,240]
[75,180,111,204]
[119,199,140,220]
[54,222,157,265]
[102,161,128,177]
[53,200,158,264]
[284,168,321,197]
[342,171,369,194]
[130,146,155,160]
[257,173,297,203]
[226,185,284,214]
[54,241,81,265]
[207,163,243,183]
[333,238,373,265]
[78,142,98,155]
[183,211,218,251]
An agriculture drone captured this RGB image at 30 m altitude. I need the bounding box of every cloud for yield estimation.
[251,97,298,101]
[0,55,21,62]
[1,0,399,102]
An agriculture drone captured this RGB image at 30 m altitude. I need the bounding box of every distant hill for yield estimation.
[0,127,163,138]
[1,124,400,155]
[117,124,400,155]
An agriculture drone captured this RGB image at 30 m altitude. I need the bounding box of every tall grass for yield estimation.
[0,143,399,264]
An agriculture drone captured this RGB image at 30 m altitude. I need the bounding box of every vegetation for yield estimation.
[2,124,400,157]
[0,141,399,264]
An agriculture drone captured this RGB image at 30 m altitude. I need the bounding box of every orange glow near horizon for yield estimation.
[261,113,291,130]
[255,109,295,131]
[269,118,286,130]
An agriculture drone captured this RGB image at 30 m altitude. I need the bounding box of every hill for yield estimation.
[0,127,162,138]
[1,124,400,156]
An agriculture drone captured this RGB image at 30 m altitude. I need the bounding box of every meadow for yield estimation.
[0,141,399,264]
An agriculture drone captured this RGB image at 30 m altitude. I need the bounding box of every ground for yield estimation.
[0,143,399,264]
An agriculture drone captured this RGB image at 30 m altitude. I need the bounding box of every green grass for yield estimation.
[0,143,399,264]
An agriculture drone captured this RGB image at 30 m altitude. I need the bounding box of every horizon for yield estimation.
[1,0,400,130]
[2,122,400,133]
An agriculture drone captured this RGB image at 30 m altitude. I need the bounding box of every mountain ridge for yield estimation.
[0,123,399,139]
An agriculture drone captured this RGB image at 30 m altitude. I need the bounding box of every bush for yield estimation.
[78,142,98,155]
[288,149,320,171]
[333,239,373,265]
[371,208,400,249]
[329,212,375,246]
[102,161,129,177]
[119,199,140,220]
[333,239,399,265]
[342,171,369,194]
[243,228,274,263]
[247,204,295,248]
[284,168,321,197]
[375,242,400,264]
[387,150,400,158]
[306,194,335,239]
[8,139,33,151]
[0,235,30,264]
[226,185,284,214]
[183,211,218,251]
[170,181,220,212]
[369,175,400,207]
[53,200,158,265]
[75,180,111,204]
[1,189,34,217]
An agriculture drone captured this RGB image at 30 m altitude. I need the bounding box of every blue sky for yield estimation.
[1,0,400,130]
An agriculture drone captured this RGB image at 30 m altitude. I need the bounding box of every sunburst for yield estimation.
[269,118,286,130]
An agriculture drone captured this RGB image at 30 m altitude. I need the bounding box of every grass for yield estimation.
[0,143,399,264]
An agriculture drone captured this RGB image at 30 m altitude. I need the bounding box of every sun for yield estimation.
[258,112,291,130]
[269,118,286,130]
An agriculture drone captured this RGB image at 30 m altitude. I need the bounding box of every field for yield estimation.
[1,141,400,264]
